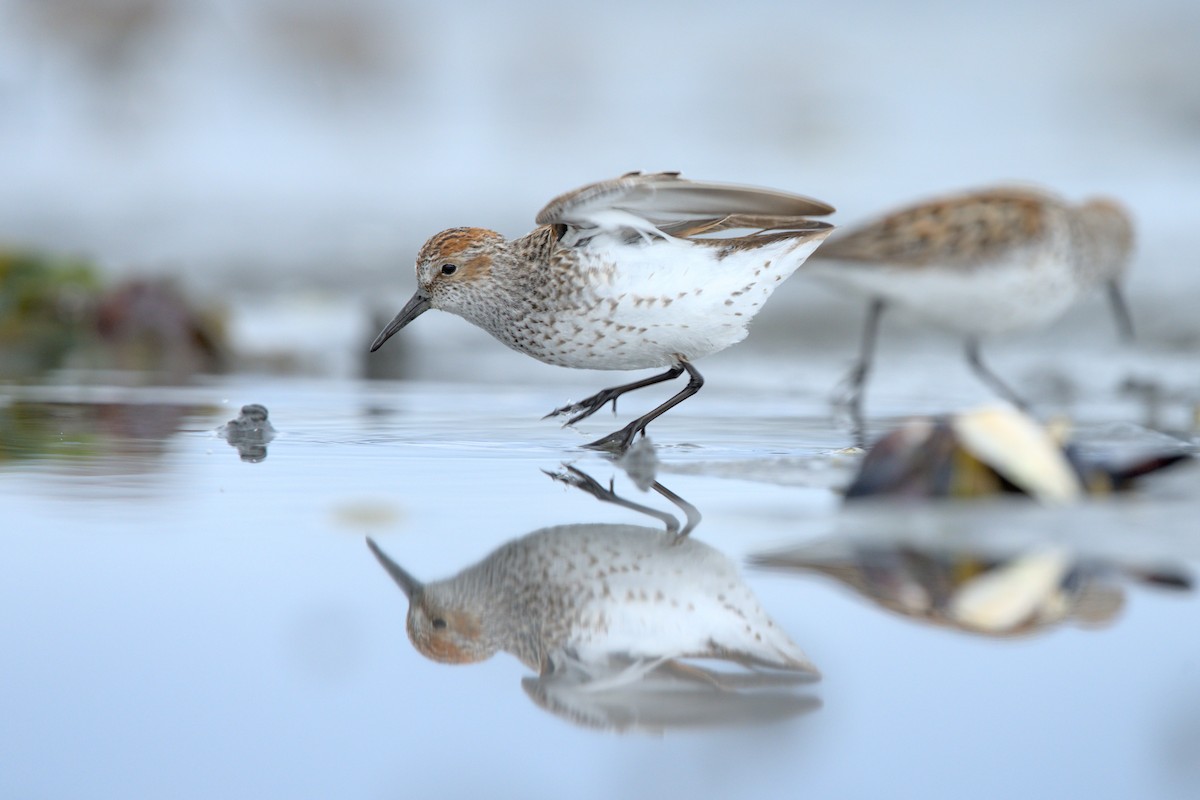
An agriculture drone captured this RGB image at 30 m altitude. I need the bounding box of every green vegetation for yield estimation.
[0,248,101,375]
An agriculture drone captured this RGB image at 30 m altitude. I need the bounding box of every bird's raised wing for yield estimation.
[536,171,834,242]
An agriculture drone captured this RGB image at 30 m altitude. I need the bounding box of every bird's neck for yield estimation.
[513,225,561,263]
[1069,206,1131,284]
[455,550,550,672]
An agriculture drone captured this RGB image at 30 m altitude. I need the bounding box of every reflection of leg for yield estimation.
[584,361,704,453]
[544,365,685,426]
[964,338,1029,410]
[1107,279,1135,342]
[649,482,702,540]
[833,299,884,445]
[546,466,682,535]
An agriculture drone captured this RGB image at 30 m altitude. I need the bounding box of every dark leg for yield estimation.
[832,299,885,446]
[583,361,704,452]
[1107,279,1135,342]
[964,338,1030,410]
[544,365,685,426]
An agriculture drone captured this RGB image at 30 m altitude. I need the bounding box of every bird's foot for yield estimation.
[543,389,621,427]
[582,423,641,453]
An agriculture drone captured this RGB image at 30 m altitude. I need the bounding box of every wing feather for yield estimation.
[817,186,1058,267]
[536,172,834,241]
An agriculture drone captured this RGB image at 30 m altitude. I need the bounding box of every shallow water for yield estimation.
[5,0,1200,794]
[2,373,1198,800]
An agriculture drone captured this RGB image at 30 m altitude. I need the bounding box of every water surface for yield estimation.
[2,375,1197,799]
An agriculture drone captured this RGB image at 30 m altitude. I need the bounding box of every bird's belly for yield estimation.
[504,243,806,370]
[815,256,1080,336]
[517,302,750,370]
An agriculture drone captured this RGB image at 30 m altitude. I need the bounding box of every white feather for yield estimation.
[532,233,826,370]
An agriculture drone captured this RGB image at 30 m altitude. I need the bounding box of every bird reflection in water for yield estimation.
[367,467,820,733]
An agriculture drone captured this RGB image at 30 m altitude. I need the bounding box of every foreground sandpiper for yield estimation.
[370,171,834,450]
[806,186,1134,434]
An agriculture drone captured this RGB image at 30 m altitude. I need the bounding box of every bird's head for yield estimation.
[1077,197,1134,281]
[370,227,507,352]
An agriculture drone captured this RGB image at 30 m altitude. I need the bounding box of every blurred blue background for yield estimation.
[2,0,1198,377]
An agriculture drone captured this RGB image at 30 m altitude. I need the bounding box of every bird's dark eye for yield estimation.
[431,617,448,630]
[440,263,458,276]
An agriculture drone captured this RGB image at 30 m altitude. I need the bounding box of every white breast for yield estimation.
[532,234,823,370]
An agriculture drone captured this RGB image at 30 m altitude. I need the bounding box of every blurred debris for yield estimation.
[844,405,1192,503]
[0,248,100,375]
[94,279,226,375]
[218,403,276,463]
[0,247,227,379]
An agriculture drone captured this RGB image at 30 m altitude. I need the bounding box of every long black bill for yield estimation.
[370,291,432,352]
[366,538,424,600]
[1107,280,1135,342]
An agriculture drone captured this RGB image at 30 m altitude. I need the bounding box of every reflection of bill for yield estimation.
[367,469,820,732]
[752,538,1191,638]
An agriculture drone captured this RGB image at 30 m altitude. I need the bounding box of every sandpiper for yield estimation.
[370,171,834,450]
[805,186,1135,435]
[367,524,819,682]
